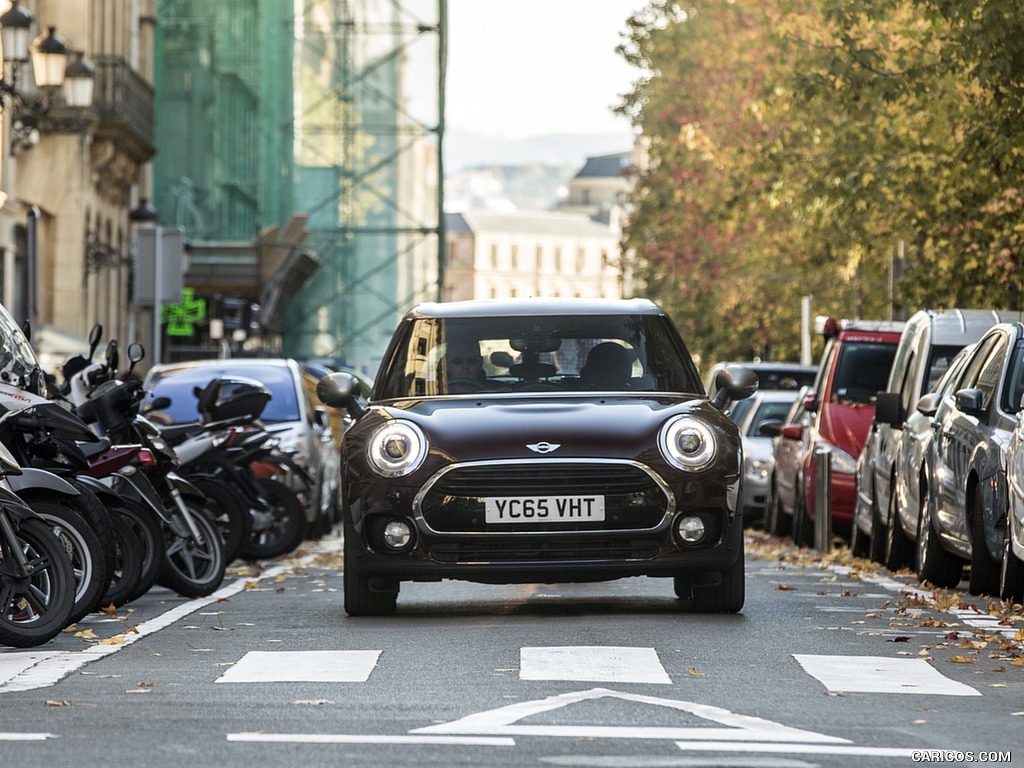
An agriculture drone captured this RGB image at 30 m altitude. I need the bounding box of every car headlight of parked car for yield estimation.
[367,420,428,477]
[818,441,857,475]
[658,415,717,471]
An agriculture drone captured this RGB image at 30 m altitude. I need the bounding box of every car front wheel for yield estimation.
[916,482,962,588]
[343,521,398,616]
[999,524,1024,602]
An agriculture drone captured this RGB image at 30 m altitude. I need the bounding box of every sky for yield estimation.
[444,0,649,140]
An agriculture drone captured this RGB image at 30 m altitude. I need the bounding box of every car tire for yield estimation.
[849,518,870,558]
[343,521,397,616]
[689,553,745,614]
[999,524,1024,603]
[916,482,963,588]
[968,494,1000,596]
[884,488,913,571]
[868,483,887,564]
[792,493,812,547]
[765,478,790,537]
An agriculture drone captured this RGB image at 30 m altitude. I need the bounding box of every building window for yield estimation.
[576,247,585,272]
[510,244,518,269]
[554,246,562,272]
[490,243,498,268]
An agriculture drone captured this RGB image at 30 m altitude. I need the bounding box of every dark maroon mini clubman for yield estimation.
[316,298,757,615]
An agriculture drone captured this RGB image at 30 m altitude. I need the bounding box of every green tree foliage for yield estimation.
[618,0,1024,368]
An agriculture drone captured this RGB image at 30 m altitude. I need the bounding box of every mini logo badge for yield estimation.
[527,442,560,454]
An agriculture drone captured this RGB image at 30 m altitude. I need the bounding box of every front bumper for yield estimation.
[345,457,742,584]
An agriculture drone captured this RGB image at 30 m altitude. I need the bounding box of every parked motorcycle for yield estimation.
[69,341,227,598]
[0,439,76,647]
[152,377,308,561]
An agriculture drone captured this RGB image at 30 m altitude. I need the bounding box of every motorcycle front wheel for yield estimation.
[158,502,227,598]
[0,515,76,648]
[30,498,110,626]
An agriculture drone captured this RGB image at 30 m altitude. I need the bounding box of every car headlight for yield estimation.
[818,442,857,475]
[659,415,717,471]
[367,420,428,477]
[748,458,770,480]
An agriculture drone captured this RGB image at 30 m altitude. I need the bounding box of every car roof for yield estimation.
[905,308,1021,345]
[149,358,299,374]
[406,297,665,319]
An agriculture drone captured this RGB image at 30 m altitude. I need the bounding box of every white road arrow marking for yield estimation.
[410,687,849,743]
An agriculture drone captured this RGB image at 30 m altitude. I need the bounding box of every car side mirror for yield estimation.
[874,391,903,426]
[915,391,941,417]
[954,387,985,417]
[757,419,782,437]
[710,364,758,411]
[781,424,804,440]
[317,372,366,419]
[803,391,819,413]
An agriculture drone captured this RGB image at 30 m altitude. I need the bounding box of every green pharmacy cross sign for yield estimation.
[161,288,206,337]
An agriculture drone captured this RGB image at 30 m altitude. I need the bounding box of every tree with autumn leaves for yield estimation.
[617,0,1024,367]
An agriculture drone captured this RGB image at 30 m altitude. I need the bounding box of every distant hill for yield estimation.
[444,127,634,173]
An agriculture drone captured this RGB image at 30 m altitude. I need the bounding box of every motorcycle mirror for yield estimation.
[88,324,103,361]
[126,342,145,376]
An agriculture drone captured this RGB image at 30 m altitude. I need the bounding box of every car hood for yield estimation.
[363,394,733,465]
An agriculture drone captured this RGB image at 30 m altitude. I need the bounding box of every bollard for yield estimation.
[813,444,832,552]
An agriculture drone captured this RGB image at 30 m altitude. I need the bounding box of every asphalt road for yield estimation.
[1,531,1020,768]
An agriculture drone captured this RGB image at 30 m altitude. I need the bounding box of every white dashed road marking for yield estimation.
[793,654,981,696]
[519,645,672,684]
[216,650,381,683]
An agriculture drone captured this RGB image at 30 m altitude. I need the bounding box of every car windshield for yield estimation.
[832,342,898,404]
[375,313,703,398]
[145,364,302,423]
[745,399,795,436]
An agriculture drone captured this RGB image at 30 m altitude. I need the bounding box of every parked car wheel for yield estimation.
[868,481,887,564]
[999,525,1024,602]
[916,483,962,588]
[849,519,870,558]
[968,494,1000,596]
[343,521,397,616]
[765,477,790,537]
[792,493,812,547]
[884,488,913,571]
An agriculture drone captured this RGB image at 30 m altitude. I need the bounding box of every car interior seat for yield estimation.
[580,342,634,390]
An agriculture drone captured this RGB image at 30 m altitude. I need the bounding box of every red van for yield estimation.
[794,318,904,544]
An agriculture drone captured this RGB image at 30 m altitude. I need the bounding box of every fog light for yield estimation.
[676,514,706,544]
[382,519,412,549]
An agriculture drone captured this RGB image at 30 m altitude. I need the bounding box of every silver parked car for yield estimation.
[852,309,1012,567]
[143,358,339,538]
[921,323,1024,594]
[735,389,800,526]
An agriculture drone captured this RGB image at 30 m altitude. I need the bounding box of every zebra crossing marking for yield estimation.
[519,645,671,684]
[794,654,981,696]
[216,650,381,683]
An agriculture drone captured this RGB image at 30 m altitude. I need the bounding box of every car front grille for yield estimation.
[430,538,661,563]
[416,460,671,534]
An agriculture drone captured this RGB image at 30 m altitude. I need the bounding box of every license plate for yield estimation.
[484,496,605,523]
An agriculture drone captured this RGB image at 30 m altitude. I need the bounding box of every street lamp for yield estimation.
[0,3,94,152]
